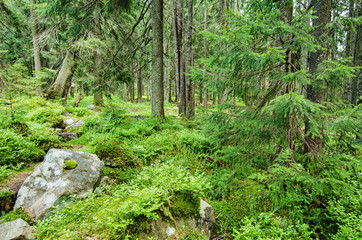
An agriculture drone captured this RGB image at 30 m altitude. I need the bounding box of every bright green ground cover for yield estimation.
[0,95,361,239]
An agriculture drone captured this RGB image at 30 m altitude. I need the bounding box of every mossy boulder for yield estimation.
[139,199,215,240]
[170,191,200,218]
[14,149,104,220]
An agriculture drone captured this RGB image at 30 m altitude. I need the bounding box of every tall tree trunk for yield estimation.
[30,0,41,83]
[176,0,186,115]
[219,0,228,104]
[129,81,135,102]
[305,0,332,157]
[46,49,77,101]
[186,0,194,118]
[137,62,143,102]
[152,0,165,118]
[123,83,128,102]
[343,0,356,102]
[351,1,362,105]
[300,0,311,96]
[93,26,104,106]
[171,0,179,102]
[203,5,208,108]
[279,0,294,93]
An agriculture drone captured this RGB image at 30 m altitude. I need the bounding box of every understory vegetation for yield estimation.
[0,95,361,239]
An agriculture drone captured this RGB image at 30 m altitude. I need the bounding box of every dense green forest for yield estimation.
[0,0,361,239]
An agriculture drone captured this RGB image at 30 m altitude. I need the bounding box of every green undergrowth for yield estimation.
[35,162,208,240]
[0,208,34,225]
[1,95,360,239]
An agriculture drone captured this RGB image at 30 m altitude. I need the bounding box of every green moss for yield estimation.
[94,138,140,168]
[63,160,78,170]
[170,191,200,218]
[0,208,34,225]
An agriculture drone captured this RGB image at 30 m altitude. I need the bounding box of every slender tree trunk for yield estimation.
[230,0,237,105]
[137,62,143,102]
[351,1,362,105]
[123,83,128,102]
[305,0,332,157]
[93,23,104,106]
[280,0,293,94]
[203,5,208,108]
[342,0,356,102]
[46,49,77,101]
[30,0,41,86]
[171,0,179,102]
[300,0,311,96]
[152,0,165,118]
[186,0,194,118]
[177,0,186,115]
[219,0,228,104]
[129,82,135,102]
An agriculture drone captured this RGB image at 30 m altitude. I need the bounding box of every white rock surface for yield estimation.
[0,218,35,240]
[15,149,104,220]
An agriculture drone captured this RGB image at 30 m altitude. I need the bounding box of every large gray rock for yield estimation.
[141,199,215,240]
[0,218,35,240]
[14,149,104,220]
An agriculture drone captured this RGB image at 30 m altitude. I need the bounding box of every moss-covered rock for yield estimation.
[170,191,200,218]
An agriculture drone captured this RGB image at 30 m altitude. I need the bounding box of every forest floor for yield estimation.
[0,95,361,240]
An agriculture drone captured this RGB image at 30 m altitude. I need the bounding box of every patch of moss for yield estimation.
[0,208,34,225]
[170,191,200,218]
[94,138,140,168]
[63,159,78,170]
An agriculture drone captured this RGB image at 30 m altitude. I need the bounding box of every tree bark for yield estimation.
[137,62,143,102]
[152,0,165,118]
[176,0,186,115]
[342,0,356,102]
[46,49,77,101]
[185,0,194,118]
[351,1,361,105]
[305,0,332,157]
[73,92,82,107]
[171,0,179,102]
[93,25,104,106]
[30,0,41,77]
[203,5,208,108]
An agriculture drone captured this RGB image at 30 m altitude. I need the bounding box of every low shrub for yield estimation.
[233,213,313,240]
[26,122,62,150]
